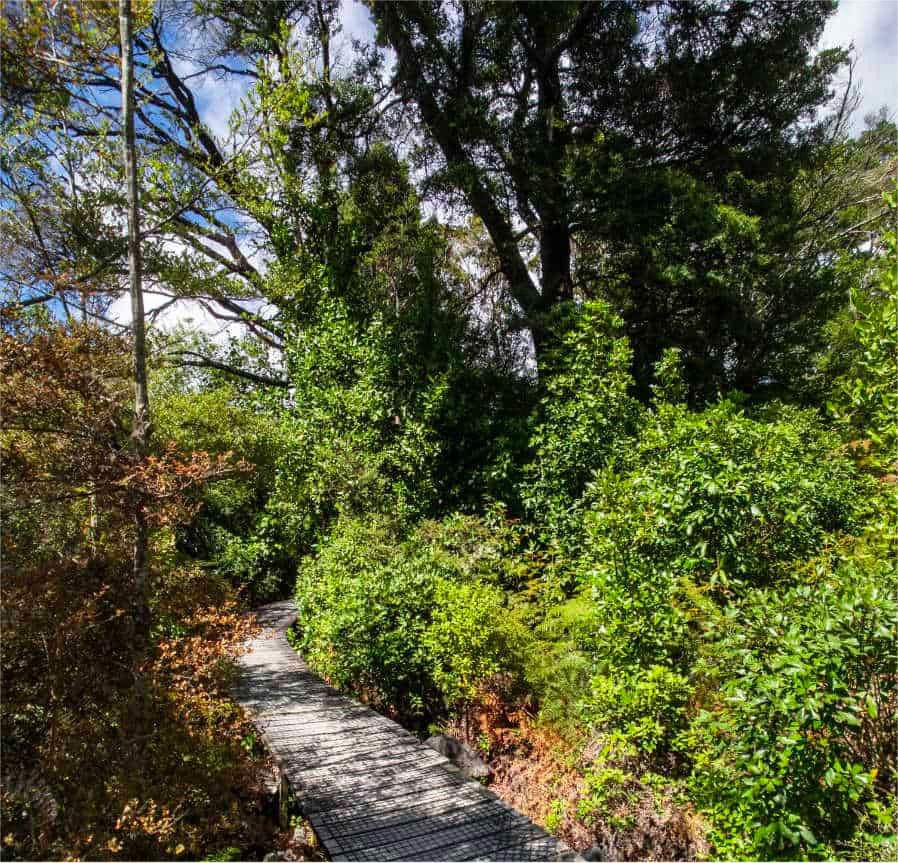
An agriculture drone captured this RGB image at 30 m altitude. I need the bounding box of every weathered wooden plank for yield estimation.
[307,791,491,844]
[300,770,470,816]
[234,601,579,861]
[319,798,500,855]
[284,762,465,811]
[334,812,536,862]
[259,719,410,743]
[283,744,449,782]
[268,719,431,752]
[308,796,464,840]
[265,727,418,758]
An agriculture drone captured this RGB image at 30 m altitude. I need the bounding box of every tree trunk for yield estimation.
[119,0,151,622]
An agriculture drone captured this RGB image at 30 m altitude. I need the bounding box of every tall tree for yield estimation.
[119,0,150,611]
[371,1,848,375]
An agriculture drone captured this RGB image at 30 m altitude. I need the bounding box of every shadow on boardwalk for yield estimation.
[233,601,581,862]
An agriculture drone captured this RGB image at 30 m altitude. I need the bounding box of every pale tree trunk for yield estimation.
[83,301,100,551]
[119,0,150,621]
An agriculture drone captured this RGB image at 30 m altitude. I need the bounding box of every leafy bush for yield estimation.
[526,570,699,742]
[522,348,872,746]
[422,578,525,705]
[650,347,689,406]
[585,665,692,755]
[525,588,696,749]
[294,519,431,715]
[527,396,873,791]
[548,398,866,726]
[579,555,701,672]
[582,398,866,590]
[283,299,445,522]
[576,766,636,828]
[413,508,542,592]
[828,189,898,471]
[524,596,601,731]
[684,560,897,859]
[293,516,529,719]
[523,300,640,536]
[153,384,299,602]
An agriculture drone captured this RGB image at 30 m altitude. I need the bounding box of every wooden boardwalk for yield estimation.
[234,601,579,862]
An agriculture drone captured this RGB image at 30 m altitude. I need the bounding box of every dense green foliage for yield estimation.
[524,301,640,534]
[686,559,896,859]
[828,189,898,469]
[583,399,866,591]
[153,380,296,602]
[3,0,896,859]
[293,516,529,720]
[286,261,894,858]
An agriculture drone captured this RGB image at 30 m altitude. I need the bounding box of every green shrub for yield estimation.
[422,578,524,705]
[293,518,431,715]
[684,559,897,859]
[828,189,898,471]
[577,556,701,672]
[293,516,530,719]
[542,397,871,789]
[411,508,539,592]
[153,384,300,602]
[582,398,866,590]
[523,300,641,539]
[585,665,692,755]
[544,799,567,835]
[528,567,704,735]
[525,596,600,731]
[283,299,444,523]
[650,347,689,406]
[209,529,291,604]
[577,766,636,827]
[526,577,698,741]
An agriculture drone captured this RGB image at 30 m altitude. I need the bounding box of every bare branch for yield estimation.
[165,349,289,388]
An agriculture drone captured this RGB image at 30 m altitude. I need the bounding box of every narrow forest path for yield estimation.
[233,601,580,862]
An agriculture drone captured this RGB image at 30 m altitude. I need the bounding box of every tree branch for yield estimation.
[166,350,289,388]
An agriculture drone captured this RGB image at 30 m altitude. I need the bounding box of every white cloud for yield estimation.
[108,239,264,343]
[196,73,251,142]
[109,290,250,342]
[339,0,376,45]
[820,0,898,131]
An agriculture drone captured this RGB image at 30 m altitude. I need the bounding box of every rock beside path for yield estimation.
[426,734,490,780]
